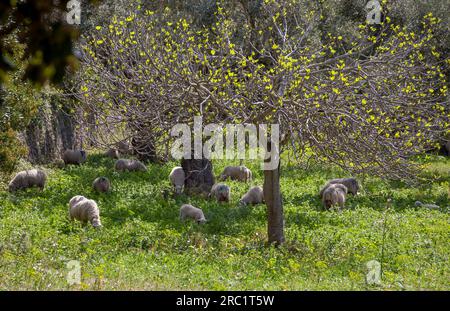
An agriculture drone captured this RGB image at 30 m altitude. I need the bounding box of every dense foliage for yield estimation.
[0,35,43,173]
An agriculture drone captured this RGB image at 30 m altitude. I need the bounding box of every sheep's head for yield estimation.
[92,218,102,228]
[238,199,247,207]
[175,185,184,194]
[348,178,360,194]
[8,181,17,192]
[112,149,120,158]
[197,217,207,224]
[138,162,148,172]
[324,199,333,209]
[216,185,230,201]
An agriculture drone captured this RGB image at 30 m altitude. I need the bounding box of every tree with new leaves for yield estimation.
[75,0,449,244]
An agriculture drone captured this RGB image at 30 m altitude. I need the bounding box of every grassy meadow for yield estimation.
[0,153,449,290]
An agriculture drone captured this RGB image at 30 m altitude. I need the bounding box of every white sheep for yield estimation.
[169,166,185,194]
[319,177,359,197]
[62,149,87,165]
[321,183,347,210]
[209,183,231,203]
[8,169,47,192]
[219,166,252,182]
[92,177,111,193]
[179,204,207,224]
[240,186,264,206]
[68,195,102,228]
[114,159,147,172]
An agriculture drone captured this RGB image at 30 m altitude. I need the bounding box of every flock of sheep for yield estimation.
[169,165,264,224]
[6,146,361,228]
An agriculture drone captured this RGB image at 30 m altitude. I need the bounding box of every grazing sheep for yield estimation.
[219,166,252,182]
[179,204,207,224]
[62,149,87,165]
[209,183,231,203]
[68,195,102,228]
[92,177,111,193]
[322,183,347,210]
[114,159,147,172]
[105,148,120,159]
[319,177,359,197]
[8,169,47,192]
[169,166,185,194]
[415,201,440,210]
[240,186,264,206]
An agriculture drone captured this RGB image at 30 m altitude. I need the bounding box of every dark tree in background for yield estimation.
[0,0,99,172]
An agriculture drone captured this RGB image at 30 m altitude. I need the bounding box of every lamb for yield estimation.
[239,186,264,206]
[179,204,207,224]
[169,166,185,194]
[68,195,102,228]
[209,183,231,203]
[8,169,47,192]
[62,149,87,165]
[105,148,120,159]
[92,177,111,193]
[219,166,252,182]
[319,177,360,197]
[321,183,348,210]
[114,159,147,172]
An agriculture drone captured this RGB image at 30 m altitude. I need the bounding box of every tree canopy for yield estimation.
[75,0,449,180]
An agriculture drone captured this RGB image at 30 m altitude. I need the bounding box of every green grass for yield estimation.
[0,153,449,290]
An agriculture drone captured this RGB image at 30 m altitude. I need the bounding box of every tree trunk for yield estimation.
[131,134,157,162]
[25,97,75,164]
[55,103,75,151]
[181,154,215,195]
[263,142,285,245]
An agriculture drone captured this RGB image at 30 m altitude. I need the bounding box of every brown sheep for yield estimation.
[114,159,147,172]
[62,149,87,165]
[219,166,252,182]
[240,186,264,206]
[8,169,47,192]
[319,177,359,197]
[321,183,348,210]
